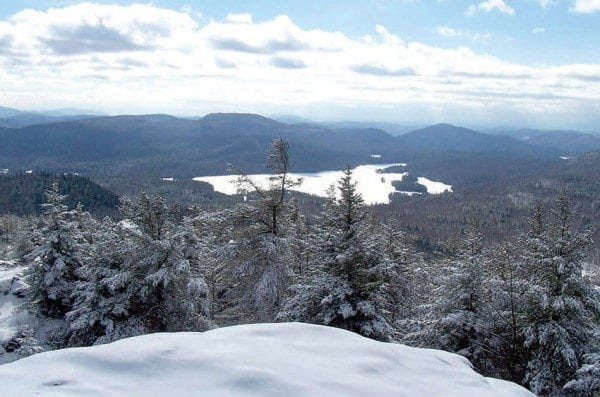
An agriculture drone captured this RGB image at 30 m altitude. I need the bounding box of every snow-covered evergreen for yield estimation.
[415,220,495,372]
[280,167,402,340]
[66,194,213,346]
[522,195,600,396]
[24,184,90,319]
[218,138,300,322]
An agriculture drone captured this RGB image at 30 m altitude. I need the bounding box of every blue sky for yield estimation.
[0,1,598,129]
[3,0,598,64]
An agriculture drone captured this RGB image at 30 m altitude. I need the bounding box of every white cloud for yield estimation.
[225,13,253,24]
[532,27,546,33]
[571,0,600,13]
[437,27,460,37]
[437,26,491,41]
[466,0,515,15]
[0,3,598,128]
[537,0,556,7]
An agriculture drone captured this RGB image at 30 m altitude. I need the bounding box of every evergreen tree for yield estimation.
[563,351,600,396]
[67,194,213,346]
[416,220,493,372]
[485,242,530,382]
[523,194,600,396]
[280,167,395,340]
[220,138,300,322]
[25,183,89,318]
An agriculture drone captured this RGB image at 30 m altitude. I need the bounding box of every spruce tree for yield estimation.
[416,220,493,372]
[280,167,395,340]
[67,194,213,346]
[220,138,300,322]
[25,183,89,318]
[523,194,600,396]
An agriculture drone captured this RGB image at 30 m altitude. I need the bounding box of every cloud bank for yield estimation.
[572,0,600,13]
[0,2,598,128]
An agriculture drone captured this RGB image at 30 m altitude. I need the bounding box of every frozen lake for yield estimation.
[193,163,452,205]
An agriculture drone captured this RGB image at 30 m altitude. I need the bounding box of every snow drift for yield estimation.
[0,322,532,396]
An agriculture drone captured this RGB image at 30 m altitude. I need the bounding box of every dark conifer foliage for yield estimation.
[0,171,118,217]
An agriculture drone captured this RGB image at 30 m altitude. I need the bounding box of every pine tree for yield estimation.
[219,138,300,322]
[280,167,395,340]
[563,351,600,396]
[416,220,494,372]
[25,183,89,318]
[523,194,600,396]
[485,242,530,382]
[66,217,145,345]
[67,194,213,346]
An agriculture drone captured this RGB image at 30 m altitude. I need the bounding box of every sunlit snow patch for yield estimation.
[194,163,452,205]
[0,323,534,397]
[417,177,453,194]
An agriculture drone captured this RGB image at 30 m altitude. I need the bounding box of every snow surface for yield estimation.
[194,163,452,205]
[0,264,29,342]
[0,322,533,397]
[417,177,453,194]
[0,263,39,364]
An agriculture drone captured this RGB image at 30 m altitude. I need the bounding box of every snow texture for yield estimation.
[0,322,533,397]
[194,163,452,205]
[0,265,30,341]
[417,177,453,194]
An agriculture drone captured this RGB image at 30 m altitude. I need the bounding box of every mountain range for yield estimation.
[0,112,583,174]
[1,108,599,202]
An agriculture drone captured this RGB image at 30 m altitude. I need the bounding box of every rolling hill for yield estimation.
[397,124,557,156]
[0,114,559,176]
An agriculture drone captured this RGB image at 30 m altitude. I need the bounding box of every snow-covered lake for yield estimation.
[193,163,452,205]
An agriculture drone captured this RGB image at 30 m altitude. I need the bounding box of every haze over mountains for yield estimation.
[1,105,599,213]
[2,107,599,178]
[0,106,107,129]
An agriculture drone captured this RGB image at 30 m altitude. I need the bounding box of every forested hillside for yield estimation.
[379,150,600,258]
[0,114,560,179]
[0,172,119,217]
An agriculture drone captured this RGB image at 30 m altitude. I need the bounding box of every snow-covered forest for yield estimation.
[1,138,599,396]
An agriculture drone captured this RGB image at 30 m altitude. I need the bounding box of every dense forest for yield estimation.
[0,138,598,396]
[0,172,119,217]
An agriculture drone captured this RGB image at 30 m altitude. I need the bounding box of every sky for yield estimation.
[0,0,599,129]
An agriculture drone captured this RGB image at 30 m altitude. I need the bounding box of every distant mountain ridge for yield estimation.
[0,106,21,118]
[0,105,106,128]
[0,114,565,181]
[503,129,600,154]
[397,123,557,157]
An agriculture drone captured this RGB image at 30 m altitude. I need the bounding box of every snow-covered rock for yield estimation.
[0,322,533,396]
[0,266,30,338]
